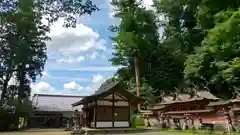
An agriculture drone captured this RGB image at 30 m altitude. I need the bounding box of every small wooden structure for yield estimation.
[72,80,141,128]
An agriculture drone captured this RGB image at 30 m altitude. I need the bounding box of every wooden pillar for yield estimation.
[160,117,163,129]
[128,103,131,127]
[167,116,170,129]
[85,103,88,127]
[94,100,97,128]
[199,118,202,130]
[229,110,237,131]
[184,117,188,130]
[112,92,115,128]
[191,118,195,130]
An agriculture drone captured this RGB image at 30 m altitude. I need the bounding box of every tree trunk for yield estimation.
[17,65,25,103]
[0,71,12,105]
[134,56,141,112]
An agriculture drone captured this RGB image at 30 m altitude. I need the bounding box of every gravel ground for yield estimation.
[0,131,190,135]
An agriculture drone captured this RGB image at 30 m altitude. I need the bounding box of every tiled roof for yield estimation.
[72,80,141,106]
[92,79,118,96]
[33,94,84,112]
[163,96,175,102]
[152,91,219,108]
[152,105,166,110]
[196,91,219,100]
[207,100,230,106]
[230,91,240,103]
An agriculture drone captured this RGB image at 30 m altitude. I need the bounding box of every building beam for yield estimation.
[112,91,115,128]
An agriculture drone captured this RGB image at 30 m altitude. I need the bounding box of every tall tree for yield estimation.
[110,0,159,111]
[154,0,204,57]
[110,0,183,110]
[0,0,98,104]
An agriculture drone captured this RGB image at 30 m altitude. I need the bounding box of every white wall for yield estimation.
[94,121,129,128]
[96,122,112,128]
[114,121,129,127]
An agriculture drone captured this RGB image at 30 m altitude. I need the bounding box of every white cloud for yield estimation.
[87,74,107,95]
[56,56,85,64]
[107,0,155,19]
[42,71,48,77]
[143,0,153,6]
[31,82,55,95]
[40,71,50,79]
[8,77,18,86]
[88,52,106,60]
[141,0,155,10]
[39,71,90,82]
[69,66,121,71]
[47,18,106,56]
[92,74,105,84]
[63,74,107,95]
[107,0,118,19]
[52,76,91,82]
[64,81,84,92]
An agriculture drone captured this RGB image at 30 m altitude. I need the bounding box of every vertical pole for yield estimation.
[112,92,115,128]
[134,56,141,112]
[94,100,97,128]
[85,103,88,127]
[128,103,131,127]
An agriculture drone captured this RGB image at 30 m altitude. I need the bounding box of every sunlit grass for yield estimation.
[0,130,240,135]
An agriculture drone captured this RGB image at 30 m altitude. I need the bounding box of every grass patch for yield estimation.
[157,130,240,135]
[0,131,70,135]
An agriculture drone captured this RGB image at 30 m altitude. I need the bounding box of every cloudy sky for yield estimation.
[31,0,153,96]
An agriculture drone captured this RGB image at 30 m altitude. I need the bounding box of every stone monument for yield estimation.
[71,110,85,134]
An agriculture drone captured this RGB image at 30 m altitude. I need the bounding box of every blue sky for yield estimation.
[31,0,153,96]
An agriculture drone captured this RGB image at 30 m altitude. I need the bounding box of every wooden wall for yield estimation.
[87,87,131,128]
[96,106,129,121]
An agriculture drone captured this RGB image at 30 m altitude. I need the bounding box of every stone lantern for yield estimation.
[71,110,85,134]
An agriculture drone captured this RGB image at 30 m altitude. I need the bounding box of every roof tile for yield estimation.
[33,94,83,112]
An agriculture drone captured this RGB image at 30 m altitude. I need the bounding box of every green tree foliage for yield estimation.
[127,78,157,108]
[196,0,240,30]
[184,9,240,98]
[0,0,98,104]
[154,0,204,56]
[152,0,240,98]
[110,0,183,107]
[0,0,98,130]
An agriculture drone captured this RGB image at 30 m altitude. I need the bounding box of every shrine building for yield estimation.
[29,94,83,128]
[72,80,141,128]
[145,90,240,131]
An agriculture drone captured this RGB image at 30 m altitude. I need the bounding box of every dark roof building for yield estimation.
[29,94,84,128]
[33,94,84,112]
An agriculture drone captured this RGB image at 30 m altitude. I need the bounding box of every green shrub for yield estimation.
[0,107,18,131]
[214,124,226,131]
[131,114,145,128]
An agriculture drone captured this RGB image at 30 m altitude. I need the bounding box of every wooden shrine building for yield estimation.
[146,90,240,131]
[72,80,141,128]
[29,94,83,128]
[150,90,221,129]
[207,91,240,130]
